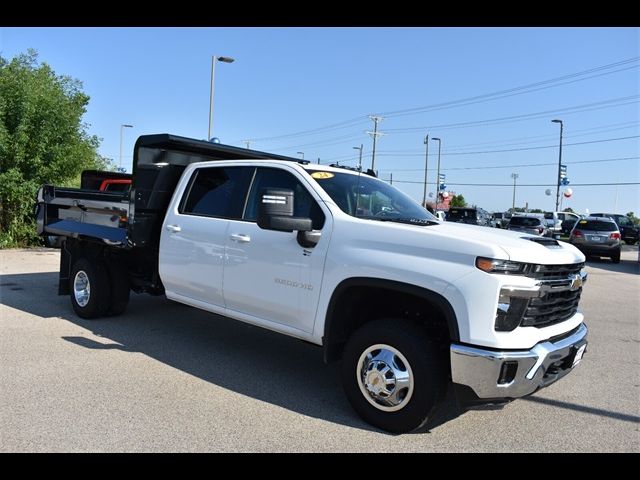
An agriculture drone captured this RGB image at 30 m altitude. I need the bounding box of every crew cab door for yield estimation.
[159,165,251,307]
[223,166,332,333]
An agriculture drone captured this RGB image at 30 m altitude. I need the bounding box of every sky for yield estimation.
[1,27,638,215]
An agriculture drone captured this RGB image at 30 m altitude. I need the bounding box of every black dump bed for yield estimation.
[38,133,299,250]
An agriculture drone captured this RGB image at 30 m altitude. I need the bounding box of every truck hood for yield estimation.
[428,221,585,264]
[348,218,585,265]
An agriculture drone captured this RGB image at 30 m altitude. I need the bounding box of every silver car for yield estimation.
[569,216,621,263]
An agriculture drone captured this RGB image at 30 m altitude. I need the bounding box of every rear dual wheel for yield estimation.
[70,257,130,318]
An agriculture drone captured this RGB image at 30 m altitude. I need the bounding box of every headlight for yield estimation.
[476,257,528,274]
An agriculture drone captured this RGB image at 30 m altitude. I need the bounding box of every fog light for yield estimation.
[494,298,529,332]
[498,361,518,385]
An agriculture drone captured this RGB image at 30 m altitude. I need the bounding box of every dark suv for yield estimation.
[446,207,490,226]
[591,213,639,245]
[569,217,621,263]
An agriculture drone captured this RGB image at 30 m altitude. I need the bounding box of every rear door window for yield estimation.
[180,167,251,219]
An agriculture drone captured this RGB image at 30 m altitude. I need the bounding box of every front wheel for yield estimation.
[341,318,446,433]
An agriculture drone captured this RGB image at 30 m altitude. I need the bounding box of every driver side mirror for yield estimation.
[257,189,313,233]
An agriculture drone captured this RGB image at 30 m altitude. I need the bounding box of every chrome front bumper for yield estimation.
[450,323,588,399]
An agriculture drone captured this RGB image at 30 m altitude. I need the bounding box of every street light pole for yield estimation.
[422,134,429,208]
[353,144,363,171]
[119,124,133,171]
[552,119,564,212]
[432,137,442,211]
[208,55,235,141]
[511,173,519,211]
[297,151,305,160]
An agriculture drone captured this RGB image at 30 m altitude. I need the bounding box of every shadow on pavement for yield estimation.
[1,271,467,434]
[585,256,639,275]
[523,395,640,424]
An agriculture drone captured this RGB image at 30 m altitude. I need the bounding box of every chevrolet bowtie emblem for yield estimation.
[569,274,583,291]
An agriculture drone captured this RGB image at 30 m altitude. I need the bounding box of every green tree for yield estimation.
[626,212,639,226]
[0,50,108,247]
[449,194,466,207]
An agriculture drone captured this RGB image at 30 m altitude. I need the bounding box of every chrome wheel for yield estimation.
[356,343,414,412]
[73,270,91,307]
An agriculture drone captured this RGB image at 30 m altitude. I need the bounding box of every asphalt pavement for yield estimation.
[1,246,638,452]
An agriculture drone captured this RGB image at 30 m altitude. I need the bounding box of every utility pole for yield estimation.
[422,134,429,207]
[511,173,519,211]
[242,140,251,149]
[432,137,442,211]
[366,115,385,172]
[552,119,564,212]
[390,172,393,185]
[317,157,320,165]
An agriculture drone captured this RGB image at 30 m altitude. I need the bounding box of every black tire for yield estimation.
[611,250,621,263]
[341,318,447,434]
[70,257,112,319]
[624,240,636,245]
[106,262,130,316]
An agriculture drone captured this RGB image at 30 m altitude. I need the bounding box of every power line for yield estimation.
[277,107,637,157]
[317,121,639,163]
[448,121,639,150]
[381,64,639,119]
[378,156,640,172]
[272,131,368,151]
[384,95,639,133]
[379,57,639,117]
[377,134,639,157]
[231,57,638,145]
[238,116,368,144]
[392,180,640,187]
[383,120,639,154]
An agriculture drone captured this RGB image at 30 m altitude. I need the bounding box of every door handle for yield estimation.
[166,224,182,233]
[229,233,251,243]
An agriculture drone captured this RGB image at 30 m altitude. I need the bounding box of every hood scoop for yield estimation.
[523,236,561,248]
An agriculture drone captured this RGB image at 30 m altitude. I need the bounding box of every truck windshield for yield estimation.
[307,170,437,225]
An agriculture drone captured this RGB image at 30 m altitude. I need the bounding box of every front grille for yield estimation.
[521,288,581,328]
[526,262,584,280]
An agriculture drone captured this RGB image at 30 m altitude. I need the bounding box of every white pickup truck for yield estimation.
[36,134,588,433]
